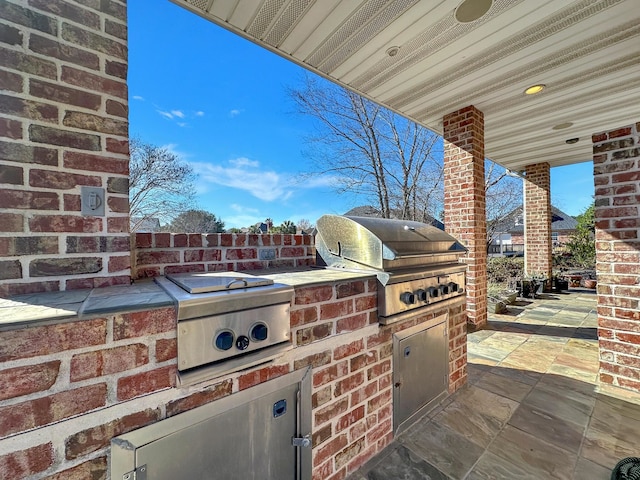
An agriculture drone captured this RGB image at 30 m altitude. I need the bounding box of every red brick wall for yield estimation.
[292,284,467,479]
[0,0,130,296]
[592,122,640,393]
[443,105,487,328]
[133,232,315,278]
[523,163,552,279]
[0,280,467,479]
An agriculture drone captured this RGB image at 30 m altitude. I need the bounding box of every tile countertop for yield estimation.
[0,268,375,331]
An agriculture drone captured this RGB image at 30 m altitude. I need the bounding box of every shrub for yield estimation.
[487,256,524,285]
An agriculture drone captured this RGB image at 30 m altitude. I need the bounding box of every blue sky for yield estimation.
[127,2,595,229]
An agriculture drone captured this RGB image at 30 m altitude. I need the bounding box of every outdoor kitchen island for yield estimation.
[0,264,467,479]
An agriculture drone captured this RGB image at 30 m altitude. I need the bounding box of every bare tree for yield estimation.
[129,138,195,231]
[296,218,314,232]
[485,162,523,250]
[288,75,442,222]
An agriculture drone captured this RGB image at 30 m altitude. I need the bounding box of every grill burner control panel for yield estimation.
[401,282,460,304]
[378,271,465,318]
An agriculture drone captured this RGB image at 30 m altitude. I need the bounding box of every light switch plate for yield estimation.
[81,186,105,216]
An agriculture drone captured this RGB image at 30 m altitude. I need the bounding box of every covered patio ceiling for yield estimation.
[171,0,640,171]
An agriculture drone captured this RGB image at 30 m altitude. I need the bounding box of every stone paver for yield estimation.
[349,291,640,480]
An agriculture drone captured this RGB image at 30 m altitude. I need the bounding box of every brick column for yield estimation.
[593,122,640,393]
[443,106,487,328]
[523,163,552,280]
[0,0,130,295]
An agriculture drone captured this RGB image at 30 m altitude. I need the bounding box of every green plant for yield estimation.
[564,203,595,269]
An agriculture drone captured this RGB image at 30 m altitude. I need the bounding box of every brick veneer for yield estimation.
[0,0,131,296]
[132,232,315,278]
[443,105,487,328]
[0,279,467,479]
[592,122,640,393]
[523,162,552,279]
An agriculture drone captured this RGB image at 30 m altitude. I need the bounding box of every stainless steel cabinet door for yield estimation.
[133,384,298,479]
[394,316,448,432]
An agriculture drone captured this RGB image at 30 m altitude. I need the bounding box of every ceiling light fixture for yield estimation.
[552,122,573,130]
[565,137,579,144]
[386,46,400,57]
[455,0,492,23]
[524,84,545,95]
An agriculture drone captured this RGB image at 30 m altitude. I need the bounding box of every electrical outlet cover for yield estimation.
[81,186,106,216]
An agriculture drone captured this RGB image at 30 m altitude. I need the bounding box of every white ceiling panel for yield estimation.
[172,0,640,170]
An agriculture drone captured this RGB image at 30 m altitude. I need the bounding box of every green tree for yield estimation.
[166,209,225,233]
[565,203,595,268]
[280,220,296,234]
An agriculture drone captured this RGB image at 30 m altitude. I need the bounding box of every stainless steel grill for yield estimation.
[156,272,293,384]
[316,214,468,432]
[315,215,467,322]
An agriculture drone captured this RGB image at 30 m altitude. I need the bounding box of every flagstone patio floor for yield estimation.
[348,290,640,480]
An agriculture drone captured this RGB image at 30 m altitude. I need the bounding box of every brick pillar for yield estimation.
[593,122,640,393]
[523,163,552,280]
[443,106,487,328]
[0,0,130,296]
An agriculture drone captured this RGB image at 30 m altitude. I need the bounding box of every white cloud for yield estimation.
[132,95,144,101]
[303,174,341,188]
[225,214,264,229]
[230,157,259,168]
[192,157,293,202]
[229,109,242,117]
[160,143,191,160]
[230,204,259,214]
[157,110,173,119]
[177,122,187,128]
[171,110,185,118]
[195,111,205,117]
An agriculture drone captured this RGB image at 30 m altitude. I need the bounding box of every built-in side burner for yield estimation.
[155,272,294,385]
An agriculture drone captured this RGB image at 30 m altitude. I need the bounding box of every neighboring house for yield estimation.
[130,217,161,233]
[343,206,445,231]
[488,205,578,254]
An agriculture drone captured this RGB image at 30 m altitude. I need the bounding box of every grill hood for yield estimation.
[315,215,466,272]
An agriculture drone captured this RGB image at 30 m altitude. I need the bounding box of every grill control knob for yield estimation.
[439,284,450,295]
[214,331,234,351]
[416,289,427,302]
[448,282,459,293]
[236,335,250,350]
[250,323,268,342]
[428,287,439,298]
[400,292,415,304]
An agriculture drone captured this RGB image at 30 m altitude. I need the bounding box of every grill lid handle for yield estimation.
[403,225,432,241]
[226,278,249,288]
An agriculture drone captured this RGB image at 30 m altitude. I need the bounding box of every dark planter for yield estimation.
[517,279,546,299]
[554,279,569,292]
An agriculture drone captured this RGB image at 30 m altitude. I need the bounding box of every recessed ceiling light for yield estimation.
[524,84,546,95]
[565,137,579,144]
[455,0,492,23]
[386,46,400,57]
[552,122,573,130]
